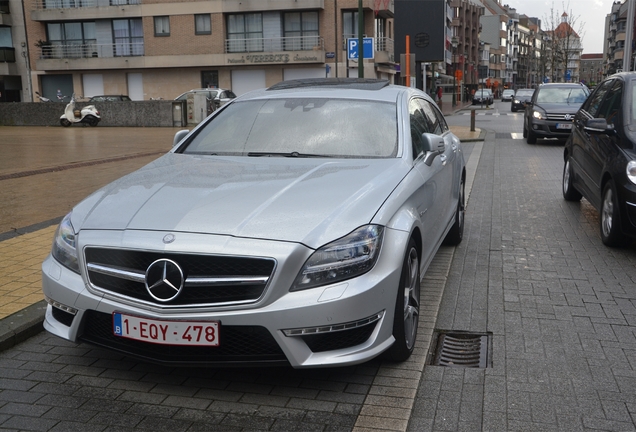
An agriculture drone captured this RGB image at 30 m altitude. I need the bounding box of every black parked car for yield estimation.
[562,72,636,246]
[511,88,534,112]
[472,89,493,105]
[523,83,590,144]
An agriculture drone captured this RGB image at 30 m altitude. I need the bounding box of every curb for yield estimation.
[0,300,47,353]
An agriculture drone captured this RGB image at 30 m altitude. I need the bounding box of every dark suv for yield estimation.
[563,72,636,246]
[523,83,590,144]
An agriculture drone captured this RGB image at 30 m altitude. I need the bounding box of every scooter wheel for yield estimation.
[60,118,71,127]
[88,118,99,127]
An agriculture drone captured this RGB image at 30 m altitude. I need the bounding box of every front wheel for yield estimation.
[526,128,537,144]
[562,158,582,201]
[600,182,630,247]
[60,118,71,127]
[385,239,420,362]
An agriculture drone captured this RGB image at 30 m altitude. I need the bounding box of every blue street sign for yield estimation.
[347,38,374,60]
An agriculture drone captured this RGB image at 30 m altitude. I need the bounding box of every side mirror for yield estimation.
[173,129,190,147]
[584,118,615,135]
[421,133,446,166]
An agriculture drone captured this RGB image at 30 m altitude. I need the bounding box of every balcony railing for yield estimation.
[33,0,139,9]
[375,37,393,53]
[225,35,323,54]
[38,42,144,59]
[0,47,15,62]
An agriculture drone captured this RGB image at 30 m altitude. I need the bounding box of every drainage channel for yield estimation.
[430,331,492,368]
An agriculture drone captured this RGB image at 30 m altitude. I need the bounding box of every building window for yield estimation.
[113,19,144,56]
[195,14,211,35]
[283,11,318,50]
[154,16,170,37]
[227,13,263,53]
[46,22,96,58]
[343,11,359,47]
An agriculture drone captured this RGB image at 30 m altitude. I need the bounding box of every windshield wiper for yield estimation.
[247,151,332,158]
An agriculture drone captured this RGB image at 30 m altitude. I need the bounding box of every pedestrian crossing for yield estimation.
[459,111,523,116]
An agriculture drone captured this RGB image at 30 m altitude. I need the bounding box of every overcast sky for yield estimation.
[504,0,618,53]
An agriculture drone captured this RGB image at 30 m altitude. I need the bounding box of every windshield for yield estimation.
[181,98,398,158]
[536,87,588,104]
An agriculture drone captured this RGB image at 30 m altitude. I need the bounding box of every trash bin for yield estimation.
[172,101,185,127]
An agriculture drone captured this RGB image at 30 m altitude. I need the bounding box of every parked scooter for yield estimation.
[60,94,100,127]
[35,91,50,102]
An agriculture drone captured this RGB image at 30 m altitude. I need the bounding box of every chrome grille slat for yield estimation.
[84,247,276,308]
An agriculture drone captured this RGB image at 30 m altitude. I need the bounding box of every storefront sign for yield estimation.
[227,52,322,65]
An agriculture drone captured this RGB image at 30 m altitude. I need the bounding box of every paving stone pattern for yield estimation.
[408,131,636,431]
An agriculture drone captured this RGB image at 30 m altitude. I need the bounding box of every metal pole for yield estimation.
[334,0,338,77]
[625,0,635,72]
[358,0,364,78]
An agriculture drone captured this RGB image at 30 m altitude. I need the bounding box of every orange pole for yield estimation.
[405,35,410,87]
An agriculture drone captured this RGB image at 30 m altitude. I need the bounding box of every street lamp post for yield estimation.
[451,37,458,107]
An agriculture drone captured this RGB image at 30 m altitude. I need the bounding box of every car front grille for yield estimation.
[79,310,288,366]
[546,113,576,120]
[84,247,276,308]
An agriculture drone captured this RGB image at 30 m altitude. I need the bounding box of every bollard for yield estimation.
[470,109,476,132]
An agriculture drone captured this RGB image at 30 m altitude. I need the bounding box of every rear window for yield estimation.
[181,98,398,158]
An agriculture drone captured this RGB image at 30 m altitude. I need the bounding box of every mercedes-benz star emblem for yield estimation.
[145,259,184,302]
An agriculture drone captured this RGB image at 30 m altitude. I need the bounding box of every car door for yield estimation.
[420,98,460,232]
[570,79,613,202]
[585,80,624,207]
[409,97,453,259]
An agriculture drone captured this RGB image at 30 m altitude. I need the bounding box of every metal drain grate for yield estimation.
[430,332,491,368]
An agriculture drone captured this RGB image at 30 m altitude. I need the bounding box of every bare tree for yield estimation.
[542,1,585,82]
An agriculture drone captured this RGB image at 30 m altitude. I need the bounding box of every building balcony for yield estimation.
[375,37,394,63]
[31,0,141,21]
[37,36,329,70]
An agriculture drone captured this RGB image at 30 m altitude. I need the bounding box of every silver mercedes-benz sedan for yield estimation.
[42,78,466,368]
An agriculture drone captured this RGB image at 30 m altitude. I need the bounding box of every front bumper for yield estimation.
[528,118,574,139]
[42,228,409,368]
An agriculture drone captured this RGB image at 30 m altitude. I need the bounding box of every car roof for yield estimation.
[239,78,411,104]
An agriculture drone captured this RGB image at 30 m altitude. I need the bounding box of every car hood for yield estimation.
[535,103,582,113]
[71,153,409,248]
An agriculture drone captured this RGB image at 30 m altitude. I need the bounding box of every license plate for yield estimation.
[556,123,572,129]
[113,312,219,346]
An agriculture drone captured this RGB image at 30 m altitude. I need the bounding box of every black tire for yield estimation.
[385,239,420,362]
[60,118,71,127]
[600,182,630,247]
[511,107,517,113]
[526,128,537,144]
[443,177,465,246]
[523,123,527,138]
[87,117,99,127]
[562,158,582,201]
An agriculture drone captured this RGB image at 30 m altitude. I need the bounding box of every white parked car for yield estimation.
[42,78,466,368]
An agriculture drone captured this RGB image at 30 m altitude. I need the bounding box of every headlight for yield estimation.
[291,225,384,291]
[627,161,636,185]
[514,99,520,104]
[533,110,544,120]
[51,212,80,273]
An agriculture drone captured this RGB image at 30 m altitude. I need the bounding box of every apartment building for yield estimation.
[26,0,395,101]
[0,0,30,102]
[605,0,627,75]
[449,0,484,91]
[580,53,603,86]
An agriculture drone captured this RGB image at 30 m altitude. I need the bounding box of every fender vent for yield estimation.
[430,331,491,368]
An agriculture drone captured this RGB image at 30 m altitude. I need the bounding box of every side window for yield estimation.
[420,100,443,135]
[597,81,623,125]
[583,80,613,117]
[409,98,429,159]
